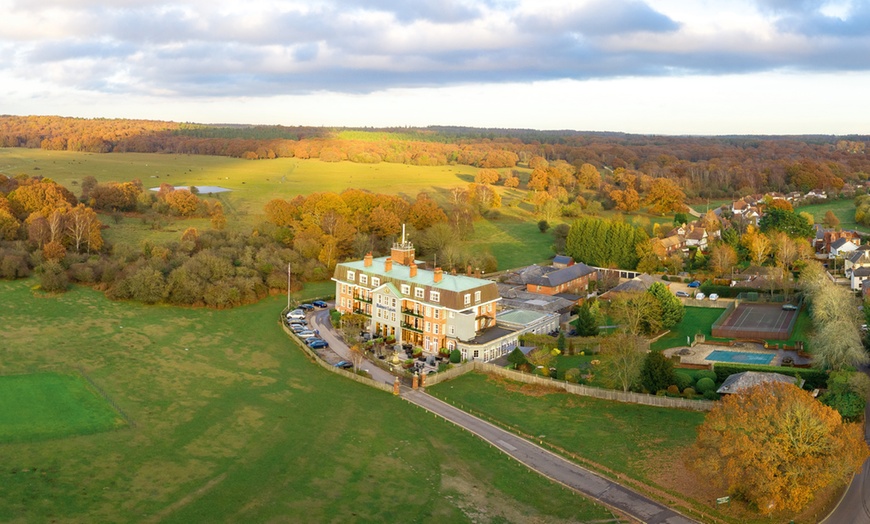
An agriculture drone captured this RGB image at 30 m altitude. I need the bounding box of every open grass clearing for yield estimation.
[797,198,866,233]
[0,279,616,523]
[0,372,126,443]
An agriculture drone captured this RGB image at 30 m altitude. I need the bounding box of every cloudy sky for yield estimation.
[1,0,868,134]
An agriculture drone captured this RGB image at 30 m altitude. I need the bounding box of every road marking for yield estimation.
[496,439,517,451]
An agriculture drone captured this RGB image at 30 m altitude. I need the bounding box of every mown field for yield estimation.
[0,279,617,523]
[0,373,125,443]
[797,198,866,233]
[0,148,558,270]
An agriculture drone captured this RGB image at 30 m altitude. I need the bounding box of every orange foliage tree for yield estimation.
[693,382,869,515]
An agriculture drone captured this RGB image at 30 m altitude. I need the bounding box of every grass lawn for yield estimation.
[0,373,126,443]
[797,198,866,233]
[651,306,728,351]
[428,372,705,492]
[0,279,615,523]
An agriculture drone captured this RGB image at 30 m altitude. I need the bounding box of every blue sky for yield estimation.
[1,0,868,134]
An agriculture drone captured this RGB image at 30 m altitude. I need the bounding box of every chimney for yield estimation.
[434,267,443,283]
[384,257,392,272]
[364,253,373,267]
[410,264,417,278]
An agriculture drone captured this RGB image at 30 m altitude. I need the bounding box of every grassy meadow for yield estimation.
[0,148,557,270]
[0,279,617,523]
[797,198,865,233]
[0,373,126,443]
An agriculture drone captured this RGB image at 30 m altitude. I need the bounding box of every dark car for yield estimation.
[688,280,701,288]
[312,300,328,308]
[308,338,329,349]
[334,360,353,369]
[299,303,315,311]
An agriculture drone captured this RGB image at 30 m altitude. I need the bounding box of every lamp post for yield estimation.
[287,262,293,311]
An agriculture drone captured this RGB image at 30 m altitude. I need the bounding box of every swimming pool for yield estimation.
[706,350,774,365]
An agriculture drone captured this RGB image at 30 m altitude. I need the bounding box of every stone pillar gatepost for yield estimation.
[420,371,427,389]
[393,376,400,395]
[412,372,419,390]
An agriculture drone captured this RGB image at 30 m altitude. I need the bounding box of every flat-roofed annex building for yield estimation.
[332,239,500,353]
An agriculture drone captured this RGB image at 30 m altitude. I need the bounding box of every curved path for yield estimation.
[821,364,870,524]
[307,305,698,524]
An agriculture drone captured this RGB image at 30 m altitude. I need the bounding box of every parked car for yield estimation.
[688,280,701,288]
[312,300,328,308]
[286,309,305,319]
[695,292,706,300]
[297,330,319,339]
[307,338,328,349]
[287,318,307,326]
[675,290,689,297]
[708,293,719,301]
[782,303,798,311]
[334,360,353,369]
[290,324,307,333]
[298,303,315,311]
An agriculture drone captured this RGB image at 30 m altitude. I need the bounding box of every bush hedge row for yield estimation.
[713,363,828,389]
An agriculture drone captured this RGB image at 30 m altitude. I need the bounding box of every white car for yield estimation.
[286,309,305,319]
[708,293,719,301]
[695,292,706,300]
[297,330,319,339]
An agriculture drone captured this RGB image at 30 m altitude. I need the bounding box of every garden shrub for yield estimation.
[683,387,696,398]
[703,390,720,400]
[695,370,717,382]
[564,368,582,383]
[449,349,461,364]
[674,371,694,390]
[696,377,716,393]
[667,385,680,395]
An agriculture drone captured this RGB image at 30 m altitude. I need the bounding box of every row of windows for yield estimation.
[345,271,501,306]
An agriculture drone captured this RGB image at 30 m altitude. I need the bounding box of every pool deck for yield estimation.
[663,342,812,367]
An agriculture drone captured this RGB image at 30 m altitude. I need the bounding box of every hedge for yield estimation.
[698,282,766,298]
[712,363,828,389]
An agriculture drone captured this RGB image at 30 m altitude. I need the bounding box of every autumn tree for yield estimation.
[503,175,519,188]
[528,167,549,191]
[407,192,447,230]
[742,226,772,266]
[474,168,500,185]
[609,292,662,336]
[264,198,297,227]
[644,178,687,215]
[822,210,840,229]
[709,243,737,276]
[609,187,640,213]
[576,163,601,190]
[598,333,646,392]
[693,382,869,515]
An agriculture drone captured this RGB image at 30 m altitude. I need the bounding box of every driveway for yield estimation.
[307,307,395,385]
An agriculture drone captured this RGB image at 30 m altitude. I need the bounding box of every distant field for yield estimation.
[0,148,556,270]
[797,198,866,233]
[0,373,125,443]
[0,279,615,523]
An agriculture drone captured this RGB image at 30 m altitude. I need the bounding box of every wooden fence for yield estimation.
[426,360,714,411]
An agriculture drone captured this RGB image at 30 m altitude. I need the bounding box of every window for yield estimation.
[425,321,431,332]
[473,350,479,358]
[449,311,455,319]
[433,324,439,334]
[401,284,410,295]
[425,306,431,317]
[415,287,424,299]
[464,293,471,306]
[433,309,439,319]
[474,291,481,302]
[430,291,440,303]
[347,271,355,281]
[391,298,397,307]
[371,277,380,287]
[360,274,368,285]
[448,326,455,335]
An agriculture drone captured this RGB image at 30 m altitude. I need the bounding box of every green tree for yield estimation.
[646,282,684,329]
[598,333,646,392]
[37,260,68,293]
[575,303,599,336]
[639,351,675,393]
[759,208,814,238]
[507,347,527,369]
[537,219,550,233]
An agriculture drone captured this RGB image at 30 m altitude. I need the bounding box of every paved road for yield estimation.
[821,364,870,524]
[402,389,697,523]
[307,305,697,524]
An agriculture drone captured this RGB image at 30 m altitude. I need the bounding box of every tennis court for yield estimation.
[711,302,798,340]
